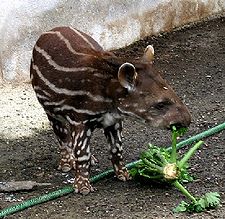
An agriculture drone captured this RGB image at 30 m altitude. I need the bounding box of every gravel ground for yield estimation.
[0,84,49,139]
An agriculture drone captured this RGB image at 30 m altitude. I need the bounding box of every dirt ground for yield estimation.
[0,16,225,219]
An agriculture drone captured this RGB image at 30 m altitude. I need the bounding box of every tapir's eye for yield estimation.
[154,99,173,110]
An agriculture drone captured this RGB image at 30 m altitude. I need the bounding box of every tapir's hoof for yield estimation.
[58,163,72,172]
[116,168,132,181]
[58,157,76,172]
[74,176,94,195]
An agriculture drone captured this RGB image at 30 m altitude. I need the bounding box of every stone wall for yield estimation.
[0,0,224,82]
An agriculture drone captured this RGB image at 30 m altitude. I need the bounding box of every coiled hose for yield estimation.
[0,122,225,218]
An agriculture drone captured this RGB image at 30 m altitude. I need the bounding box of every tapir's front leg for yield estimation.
[104,121,131,181]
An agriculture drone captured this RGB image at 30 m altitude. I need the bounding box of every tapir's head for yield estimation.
[113,45,191,129]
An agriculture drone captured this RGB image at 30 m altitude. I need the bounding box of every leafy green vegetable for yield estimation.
[170,126,187,163]
[130,126,221,213]
[172,126,188,137]
[173,192,221,213]
[130,127,199,183]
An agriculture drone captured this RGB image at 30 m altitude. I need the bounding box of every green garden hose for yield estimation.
[0,122,225,218]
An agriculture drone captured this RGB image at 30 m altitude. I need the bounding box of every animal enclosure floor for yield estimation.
[0,16,225,219]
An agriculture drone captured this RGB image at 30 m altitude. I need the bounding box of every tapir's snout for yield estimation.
[140,98,192,130]
[162,104,192,130]
[168,105,191,129]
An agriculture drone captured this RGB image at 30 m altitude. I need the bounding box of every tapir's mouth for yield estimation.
[148,118,190,130]
[150,107,191,130]
[168,123,184,130]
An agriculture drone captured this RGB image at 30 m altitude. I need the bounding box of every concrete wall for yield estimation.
[0,0,224,83]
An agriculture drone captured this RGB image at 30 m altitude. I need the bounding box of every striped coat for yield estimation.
[30,27,191,194]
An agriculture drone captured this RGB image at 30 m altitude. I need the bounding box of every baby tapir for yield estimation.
[30,27,191,194]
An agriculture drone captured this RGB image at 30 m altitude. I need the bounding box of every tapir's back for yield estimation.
[31,26,105,82]
[30,27,113,119]
[35,26,104,58]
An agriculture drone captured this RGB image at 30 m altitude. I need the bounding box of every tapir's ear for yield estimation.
[118,63,137,92]
[143,45,154,62]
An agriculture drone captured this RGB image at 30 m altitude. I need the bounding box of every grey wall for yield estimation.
[0,0,224,83]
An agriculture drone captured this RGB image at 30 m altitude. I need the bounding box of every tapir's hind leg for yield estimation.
[48,114,95,194]
[71,123,94,194]
[47,114,75,172]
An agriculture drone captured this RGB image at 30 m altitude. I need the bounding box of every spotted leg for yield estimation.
[72,123,94,195]
[104,121,131,181]
[47,114,75,172]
